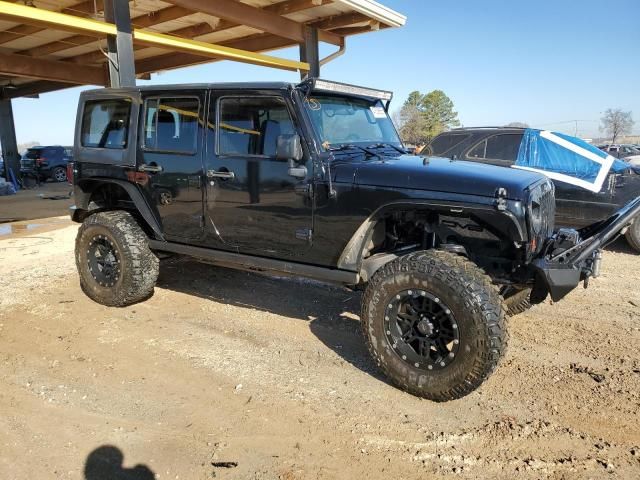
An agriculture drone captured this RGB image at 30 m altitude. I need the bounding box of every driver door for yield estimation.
[204,92,313,258]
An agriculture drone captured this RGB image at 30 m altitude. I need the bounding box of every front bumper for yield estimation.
[533,196,640,302]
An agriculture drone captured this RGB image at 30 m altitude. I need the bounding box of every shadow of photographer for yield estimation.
[84,445,155,480]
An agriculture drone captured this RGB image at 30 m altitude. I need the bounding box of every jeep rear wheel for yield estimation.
[75,211,159,307]
[626,218,640,253]
[361,250,507,402]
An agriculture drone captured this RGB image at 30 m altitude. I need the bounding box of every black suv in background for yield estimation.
[20,145,73,183]
[424,128,640,252]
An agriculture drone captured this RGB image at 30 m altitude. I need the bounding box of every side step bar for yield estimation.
[148,240,359,285]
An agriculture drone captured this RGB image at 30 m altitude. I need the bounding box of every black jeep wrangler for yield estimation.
[70,79,640,402]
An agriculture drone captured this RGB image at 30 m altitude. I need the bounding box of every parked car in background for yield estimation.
[20,145,73,183]
[424,127,640,252]
[598,144,640,164]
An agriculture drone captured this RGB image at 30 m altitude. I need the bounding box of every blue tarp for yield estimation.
[513,129,624,192]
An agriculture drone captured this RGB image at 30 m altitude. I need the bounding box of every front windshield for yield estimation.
[304,94,402,149]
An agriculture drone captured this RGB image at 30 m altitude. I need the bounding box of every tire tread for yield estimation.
[361,250,508,402]
[75,210,158,307]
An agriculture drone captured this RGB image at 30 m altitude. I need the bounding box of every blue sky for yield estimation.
[8,0,640,145]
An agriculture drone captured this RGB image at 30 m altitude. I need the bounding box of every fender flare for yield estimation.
[337,200,527,275]
[73,178,164,240]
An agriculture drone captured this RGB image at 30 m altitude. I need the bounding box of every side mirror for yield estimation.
[276,134,303,162]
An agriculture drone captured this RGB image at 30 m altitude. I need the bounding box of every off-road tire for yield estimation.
[75,211,159,307]
[503,287,532,317]
[361,250,508,402]
[626,218,640,253]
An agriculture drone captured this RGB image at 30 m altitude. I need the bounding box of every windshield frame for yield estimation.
[300,91,404,152]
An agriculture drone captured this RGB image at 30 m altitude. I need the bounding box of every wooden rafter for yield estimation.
[39,0,332,64]
[15,6,191,57]
[167,0,341,46]
[0,0,103,45]
[0,49,106,84]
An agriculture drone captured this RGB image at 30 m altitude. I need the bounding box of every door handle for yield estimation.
[139,163,163,173]
[207,169,235,180]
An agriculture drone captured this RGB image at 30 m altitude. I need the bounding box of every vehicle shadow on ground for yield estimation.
[156,258,388,383]
[605,237,638,255]
[84,445,155,479]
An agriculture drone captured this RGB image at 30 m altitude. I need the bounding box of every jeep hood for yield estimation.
[333,155,544,201]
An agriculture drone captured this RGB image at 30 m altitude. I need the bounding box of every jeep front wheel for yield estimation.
[75,211,159,307]
[361,250,507,402]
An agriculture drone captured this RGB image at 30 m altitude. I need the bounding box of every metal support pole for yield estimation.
[104,0,136,88]
[299,26,320,80]
[0,99,20,182]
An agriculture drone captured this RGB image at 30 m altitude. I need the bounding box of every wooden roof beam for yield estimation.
[0,49,106,85]
[0,79,73,100]
[311,11,370,30]
[16,0,336,62]
[68,0,335,66]
[0,1,309,72]
[0,0,103,45]
[167,0,342,46]
[16,5,192,57]
[135,32,295,74]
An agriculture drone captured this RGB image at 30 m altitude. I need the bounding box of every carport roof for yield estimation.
[0,0,406,100]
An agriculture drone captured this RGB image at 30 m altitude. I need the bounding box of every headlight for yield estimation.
[529,195,543,235]
[528,180,555,238]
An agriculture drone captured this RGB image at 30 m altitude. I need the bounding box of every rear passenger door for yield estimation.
[139,93,206,241]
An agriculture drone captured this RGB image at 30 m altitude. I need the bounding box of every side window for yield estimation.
[429,133,471,156]
[218,96,295,157]
[81,99,131,149]
[143,97,199,153]
[467,139,487,159]
[467,134,522,162]
[484,134,522,161]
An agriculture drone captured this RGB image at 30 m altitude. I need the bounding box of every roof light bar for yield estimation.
[311,79,393,101]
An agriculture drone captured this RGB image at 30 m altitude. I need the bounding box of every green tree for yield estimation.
[422,90,460,139]
[397,90,460,145]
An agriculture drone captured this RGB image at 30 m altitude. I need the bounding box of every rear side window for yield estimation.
[26,148,43,159]
[81,99,131,149]
[429,133,470,156]
[143,97,199,153]
[468,134,522,161]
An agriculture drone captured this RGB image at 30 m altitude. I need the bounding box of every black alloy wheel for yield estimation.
[384,289,460,370]
[75,211,159,306]
[86,234,121,287]
[361,250,508,401]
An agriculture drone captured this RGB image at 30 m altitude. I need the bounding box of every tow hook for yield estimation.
[584,250,603,289]
[592,250,603,278]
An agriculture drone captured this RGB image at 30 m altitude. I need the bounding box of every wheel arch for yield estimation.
[337,200,527,279]
[72,178,164,240]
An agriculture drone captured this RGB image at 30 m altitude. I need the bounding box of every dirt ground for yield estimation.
[1,217,639,480]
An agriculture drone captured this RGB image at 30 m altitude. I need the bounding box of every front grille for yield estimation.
[538,180,556,239]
